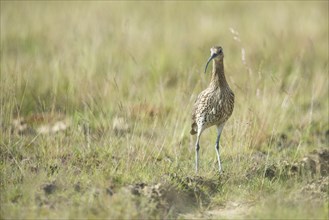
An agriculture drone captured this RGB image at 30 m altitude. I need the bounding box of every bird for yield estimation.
[190,46,234,174]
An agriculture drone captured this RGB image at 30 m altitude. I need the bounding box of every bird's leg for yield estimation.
[195,131,201,173]
[215,124,225,173]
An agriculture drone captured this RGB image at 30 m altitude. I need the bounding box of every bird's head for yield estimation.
[204,46,224,73]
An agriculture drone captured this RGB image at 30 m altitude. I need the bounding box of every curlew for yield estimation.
[190,46,234,174]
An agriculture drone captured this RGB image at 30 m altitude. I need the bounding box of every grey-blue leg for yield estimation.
[195,132,201,173]
[215,124,225,173]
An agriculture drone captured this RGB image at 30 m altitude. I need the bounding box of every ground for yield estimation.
[1,1,328,219]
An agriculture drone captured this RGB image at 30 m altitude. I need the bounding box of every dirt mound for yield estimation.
[126,181,194,216]
[300,176,329,200]
[247,149,329,181]
[109,174,224,217]
[127,173,221,216]
[283,149,329,178]
[11,113,70,135]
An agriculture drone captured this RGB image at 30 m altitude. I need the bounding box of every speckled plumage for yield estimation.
[191,46,234,173]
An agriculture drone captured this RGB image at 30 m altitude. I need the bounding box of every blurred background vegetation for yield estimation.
[1,1,328,219]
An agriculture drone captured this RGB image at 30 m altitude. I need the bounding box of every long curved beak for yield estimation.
[204,53,218,73]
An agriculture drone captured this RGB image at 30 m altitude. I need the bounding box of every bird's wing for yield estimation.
[191,90,212,133]
[191,92,203,121]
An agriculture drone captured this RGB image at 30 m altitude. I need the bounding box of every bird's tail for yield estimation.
[190,122,197,135]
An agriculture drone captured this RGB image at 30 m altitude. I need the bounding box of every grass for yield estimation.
[1,1,328,219]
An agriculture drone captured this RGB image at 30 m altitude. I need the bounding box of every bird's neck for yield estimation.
[210,59,228,88]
